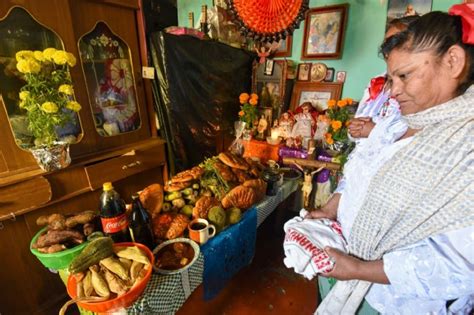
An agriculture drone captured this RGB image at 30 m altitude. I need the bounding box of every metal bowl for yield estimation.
[152,238,200,275]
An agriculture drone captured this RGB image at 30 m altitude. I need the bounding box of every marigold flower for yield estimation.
[331,120,342,131]
[15,50,34,62]
[19,91,29,101]
[19,100,26,108]
[16,59,41,74]
[41,102,58,113]
[249,98,258,106]
[238,110,245,117]
[250,93,258,100]
[33,51,44,62]
[345,121,351,127]
[345,98,353,105]
[66,53,76,67]
[42,48,57,61]
[66,101,81,112]
[324,133,334,145]
[327,99,336,109]
[52,50,69,65]
[239,93,250,104]
[337,100,347,108]
[59,84,74,95]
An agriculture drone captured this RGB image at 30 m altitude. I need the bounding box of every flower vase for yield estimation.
[323,140,349,156]
[29,142,71,172]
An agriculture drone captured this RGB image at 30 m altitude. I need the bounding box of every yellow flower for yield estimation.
[15,50,34,62]
[345,98,353,105]
[19,91,29,101]
[42,48,57,61]
[238,110,245,117]
[59,84,74,95]
[331,120,342,131]
[66,53,76,67]
[19,100,26,108]
[16,59,41,74]
[337,100,347,108]
[250,93,258,100]
[33,51,44,62]
[249,98,258,106]
[327,99,336,109]
[66,101,81,112]
[239,93,250,104]
[325,133,334,145]
[41,102,58,113]
[52,50,69,65]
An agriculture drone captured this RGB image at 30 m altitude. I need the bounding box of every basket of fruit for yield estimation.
[64,239,154,313]
[30,211,99,270]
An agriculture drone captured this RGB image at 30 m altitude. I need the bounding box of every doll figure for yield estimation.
[254,46,272,64]
[279,112,294,139]
[291,102,315,139]
[313,114,330,142]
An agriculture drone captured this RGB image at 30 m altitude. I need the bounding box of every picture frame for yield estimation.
[336,71,346,83]
[264,36,293,58]
[290,81,343,112]
[264,59,275,76]
[297,63,311,81]
[324,67,335,82]
[301,4,349,60]
[387,0,432,26]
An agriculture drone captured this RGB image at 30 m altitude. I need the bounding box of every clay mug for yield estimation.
[188,218,216,244]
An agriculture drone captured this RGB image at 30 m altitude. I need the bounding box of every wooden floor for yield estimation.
[177,200,319,315]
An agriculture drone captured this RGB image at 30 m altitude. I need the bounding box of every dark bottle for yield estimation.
[129,195,155,250]
[99,182,131,243]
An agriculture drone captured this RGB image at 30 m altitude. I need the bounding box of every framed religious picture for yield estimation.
[297,63,311,81]
[290,81,343,112]
[336,71,346,82]
[302,4,349,60]
[264,36,293,57]
[255,107,273,139]
[324,67,335,82]
[310,63,328,82]
[264,59,275,76]
[387,0,432,26]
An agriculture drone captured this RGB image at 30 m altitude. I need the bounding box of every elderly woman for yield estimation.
[310,6,474,315]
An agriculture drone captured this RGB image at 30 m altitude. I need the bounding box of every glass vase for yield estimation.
[29,142,71,172]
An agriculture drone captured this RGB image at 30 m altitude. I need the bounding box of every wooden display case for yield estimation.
[0,1,166,314]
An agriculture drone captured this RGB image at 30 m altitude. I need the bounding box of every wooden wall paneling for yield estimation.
[69,0,152,152]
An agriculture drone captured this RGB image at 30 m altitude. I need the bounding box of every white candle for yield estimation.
[271,128,280,139]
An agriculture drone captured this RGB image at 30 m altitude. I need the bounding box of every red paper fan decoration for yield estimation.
[226,0,309,43]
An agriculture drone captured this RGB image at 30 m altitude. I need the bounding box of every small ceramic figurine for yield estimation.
[291,102,315,140]
[278,112,294,139]
[254,46,272,64]
[313,114,330,142]
[256,114,268,140]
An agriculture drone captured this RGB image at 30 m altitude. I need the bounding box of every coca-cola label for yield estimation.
[101,213,128,234]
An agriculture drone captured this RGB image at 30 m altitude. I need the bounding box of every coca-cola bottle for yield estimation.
[99,182,131,243]
[129,195,155,250]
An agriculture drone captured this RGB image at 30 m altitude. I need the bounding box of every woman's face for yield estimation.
[386,48,457,115]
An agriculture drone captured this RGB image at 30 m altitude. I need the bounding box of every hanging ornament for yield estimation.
[226,0,309,43]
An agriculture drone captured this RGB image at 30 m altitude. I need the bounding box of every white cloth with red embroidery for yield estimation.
[283,209,347,280]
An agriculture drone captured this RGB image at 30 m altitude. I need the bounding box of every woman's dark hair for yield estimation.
[386,15,419,31]
[381,11,474,94]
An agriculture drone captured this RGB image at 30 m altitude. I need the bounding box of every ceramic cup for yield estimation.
[188,218,216,245]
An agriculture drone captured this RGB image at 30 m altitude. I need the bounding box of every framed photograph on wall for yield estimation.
[387,0,432,26]
[264,36,293,58]
[297,63,311,81]
[336,71,346,83]
[264,59,275,76]
[324,67,335,82]
[301,4,349,60]
[290,82,343,112]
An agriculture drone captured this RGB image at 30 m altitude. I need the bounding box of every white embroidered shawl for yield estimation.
[317,85,474,314]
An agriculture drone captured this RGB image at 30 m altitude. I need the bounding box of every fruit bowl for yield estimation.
[30,227,88,270]
[66,242,154,313]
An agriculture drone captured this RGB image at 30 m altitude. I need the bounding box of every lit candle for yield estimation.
[271,128,280,140]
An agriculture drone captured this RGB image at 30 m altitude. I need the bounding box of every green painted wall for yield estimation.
[177,0,459,99]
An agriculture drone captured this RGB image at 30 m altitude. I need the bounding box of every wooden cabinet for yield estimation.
[0,1,166,314]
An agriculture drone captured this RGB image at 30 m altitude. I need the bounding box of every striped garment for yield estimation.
[317,85,474,314]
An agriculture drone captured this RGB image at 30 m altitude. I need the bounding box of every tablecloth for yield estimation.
[128,179,299,314]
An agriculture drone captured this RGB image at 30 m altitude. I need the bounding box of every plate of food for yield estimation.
[152,238,200,275]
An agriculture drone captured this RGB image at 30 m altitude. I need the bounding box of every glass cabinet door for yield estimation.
[0,6,82,148]
[78,22,141,137]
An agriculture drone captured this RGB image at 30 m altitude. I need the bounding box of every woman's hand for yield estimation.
[321,247,390,284]
[305,193,341,220]
[348,117,375,138]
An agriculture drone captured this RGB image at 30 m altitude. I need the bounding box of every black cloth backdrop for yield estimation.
[149,33,255,173]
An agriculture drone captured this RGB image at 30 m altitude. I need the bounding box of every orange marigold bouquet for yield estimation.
[324,98,353,145]
[238,92,258,128]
